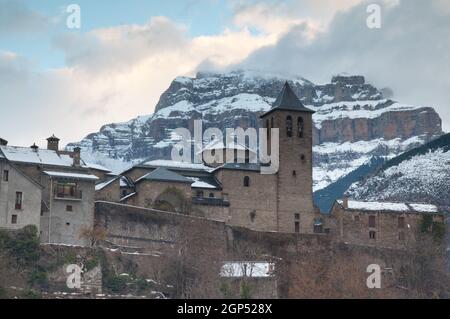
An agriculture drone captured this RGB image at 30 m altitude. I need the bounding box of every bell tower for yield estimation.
[260,82,315,233]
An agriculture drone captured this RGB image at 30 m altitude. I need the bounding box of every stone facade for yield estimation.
[261,109,315,233]
[331,199,447,249]
[40,176,96,246]
[0,160,42,231]
[135,179,192,213]
[95,177,121,202]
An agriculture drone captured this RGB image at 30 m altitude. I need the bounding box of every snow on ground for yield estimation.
[312,136,427,191]
[309,100,427,129]
[348,148,450,203]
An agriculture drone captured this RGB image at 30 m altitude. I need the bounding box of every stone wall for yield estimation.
[93,202,449,298]
[216,169,278,231]
[95,178,120,202]
[134,180,192,213]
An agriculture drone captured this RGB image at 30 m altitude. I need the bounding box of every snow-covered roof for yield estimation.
[185,176,220,189]
[337,199,440,214]
[0,145,74,167]
[95,176,119,191]
[83,162,111,173]
[120,192,137,202]
[220,262,275,278]
[141,159,214,172]
[44,171,99,181]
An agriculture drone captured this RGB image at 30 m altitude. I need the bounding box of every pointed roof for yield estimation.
[261,82,314,117]
[47,134,60,141]
[137,167,193,184]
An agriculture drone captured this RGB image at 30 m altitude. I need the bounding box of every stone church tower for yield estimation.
[261,82,316,233]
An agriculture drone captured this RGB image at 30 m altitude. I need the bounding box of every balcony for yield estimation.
[54,189,82,201]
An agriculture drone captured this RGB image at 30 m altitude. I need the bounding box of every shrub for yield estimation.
[105,276,129,293]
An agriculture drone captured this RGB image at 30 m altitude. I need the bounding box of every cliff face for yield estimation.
[68,70,443,190]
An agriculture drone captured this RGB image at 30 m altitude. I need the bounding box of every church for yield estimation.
[96,82,323,234]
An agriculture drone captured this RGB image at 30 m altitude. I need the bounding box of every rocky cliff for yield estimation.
[68,70,443,190]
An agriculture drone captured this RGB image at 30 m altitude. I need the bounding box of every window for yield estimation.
[398,217,405,229]
[369,215,376,228]
[297,117,304,138]
[286,116,293,137]
[209,193,215,198]
[11,215,17,224]
[399,232,405,241]
[294,213,300,220]
[369,231,376,239]
[15,192,23,210]
[292,170,297,177]
[66,222,70,226]
[266,119,270,140]
[295,221,300,233]
[66,205,73,212]
[196,191,204,198]
[354,215,360,222]
[243,176,250,187]
[56,182,80,199]
[3,170,8,182]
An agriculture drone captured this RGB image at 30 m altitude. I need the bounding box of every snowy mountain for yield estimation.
[347,133,450,207]
[67,70,443,192]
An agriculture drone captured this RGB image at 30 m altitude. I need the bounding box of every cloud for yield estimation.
[0,12,286,146]
[233,0,450,131]
[0,1,51,34]
[1,0,449,148]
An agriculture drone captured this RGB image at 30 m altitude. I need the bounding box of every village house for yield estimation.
[330,197,447,249]
[0,136,102,246]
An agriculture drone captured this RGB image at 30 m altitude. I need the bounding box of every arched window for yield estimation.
[243,176,250,187]
[286,116,293,137]
[297,117,304,138]
[196,190,204,198]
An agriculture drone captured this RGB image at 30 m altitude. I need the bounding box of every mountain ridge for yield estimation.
[67,70,443,192]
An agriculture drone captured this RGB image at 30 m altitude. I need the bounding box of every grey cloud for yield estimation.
[0,1,51,34]
[232,0,450,130]
[52,17,189,73]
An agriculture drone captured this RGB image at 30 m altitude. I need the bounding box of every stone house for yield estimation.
[0,136,98,246]
[330,197,447,249]
[0,155,43,231]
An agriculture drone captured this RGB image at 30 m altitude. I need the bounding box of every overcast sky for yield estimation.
[0,0,449,147]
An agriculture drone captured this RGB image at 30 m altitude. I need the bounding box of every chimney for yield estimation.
[73,147,81,167]
[47,134,60,151]
[343,194,349,209]
[30,143,39,152]
[0,138,7,146]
